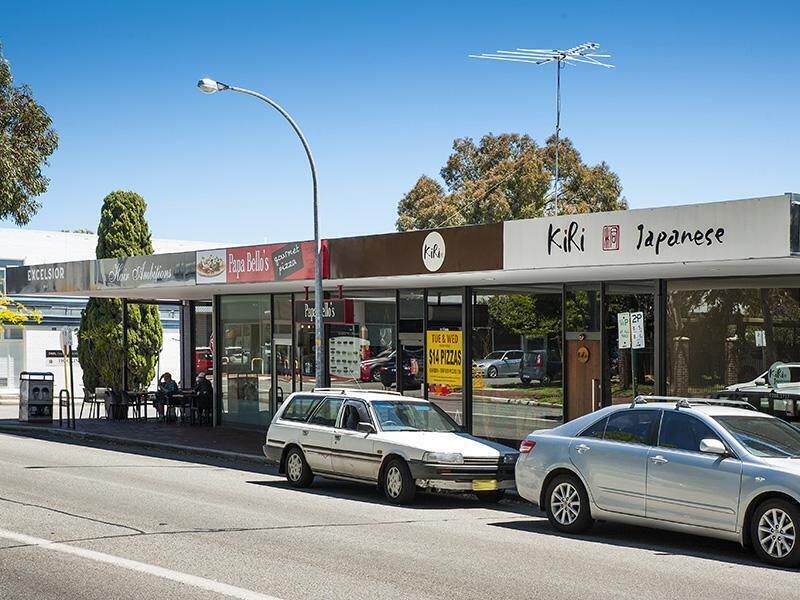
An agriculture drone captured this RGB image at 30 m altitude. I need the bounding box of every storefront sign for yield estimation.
[293,299,354,324]
[6,261,91,294]
[328,223,502,279]
[94,253,196,289]
[196,241,321,285]
[426,330,463,387]
[505,196,795,270]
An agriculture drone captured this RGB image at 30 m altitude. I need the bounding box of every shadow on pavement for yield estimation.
[489,517,786,570]
[247,477,542,515]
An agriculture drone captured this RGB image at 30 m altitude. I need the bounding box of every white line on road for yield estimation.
[0,527,283,600]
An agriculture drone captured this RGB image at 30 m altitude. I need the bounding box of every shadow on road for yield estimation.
[247,478,541,515]
[489,517,786,569]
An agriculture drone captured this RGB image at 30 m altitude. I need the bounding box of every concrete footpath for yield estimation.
[0,402,267,464]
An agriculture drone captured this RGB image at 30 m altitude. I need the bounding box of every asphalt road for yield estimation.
[0,433,796,600]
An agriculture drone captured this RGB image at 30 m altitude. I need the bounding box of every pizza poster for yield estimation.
[196,241,322,285]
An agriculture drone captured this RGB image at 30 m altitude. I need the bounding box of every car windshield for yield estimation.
[484,352,504,360]
[713,415,800,458]
[371,401,461,432]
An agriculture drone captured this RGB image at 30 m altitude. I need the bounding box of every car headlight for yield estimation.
[503,453,518,464]
[423,451,464,464]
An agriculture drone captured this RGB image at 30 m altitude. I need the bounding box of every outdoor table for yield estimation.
[170,390,198,425]
[124,390,155,422]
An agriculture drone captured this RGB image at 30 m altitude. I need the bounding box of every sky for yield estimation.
[2,0,799,245]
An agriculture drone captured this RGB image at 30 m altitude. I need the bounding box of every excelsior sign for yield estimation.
[504,196,796,270]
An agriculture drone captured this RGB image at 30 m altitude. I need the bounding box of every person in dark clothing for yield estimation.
[194,372,213,424]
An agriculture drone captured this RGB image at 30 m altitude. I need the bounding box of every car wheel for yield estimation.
[382,458,416,504]
[475,490,506,504]
[285,447,314,488]
[371,368,382,382]
[487,366,498,379]
[520,376,531,385]
[751,499,800,567]
[541,375,551,385]
[545,474,593,534]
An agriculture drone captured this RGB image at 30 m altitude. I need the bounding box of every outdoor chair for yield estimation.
[79,387,104,419]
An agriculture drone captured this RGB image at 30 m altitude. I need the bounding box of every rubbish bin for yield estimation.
[19,372,55,423]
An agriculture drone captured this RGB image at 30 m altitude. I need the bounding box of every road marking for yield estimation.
[0,527,283,600]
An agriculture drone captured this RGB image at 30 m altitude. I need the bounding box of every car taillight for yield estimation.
[535,353,543,367]
[519,439,536,453]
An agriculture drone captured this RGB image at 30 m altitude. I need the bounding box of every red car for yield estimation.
[195,347,213,375]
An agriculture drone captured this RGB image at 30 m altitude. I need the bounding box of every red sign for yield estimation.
[602,225,620,251]
[196,241,327,285]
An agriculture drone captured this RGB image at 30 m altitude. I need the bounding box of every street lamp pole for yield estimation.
[197,78,325,389]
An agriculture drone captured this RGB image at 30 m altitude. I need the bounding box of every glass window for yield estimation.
[667,280,800,398]
[273,294,294,408]
[330,290,396,392]
[281,395,322,422]
[399,290,424,399]
[714,415,800,458]
[308,397,343,427]
[372,400,460,432]
[220,295,272,428]
[341,400,371,430]
[658,411,720,452]
[580,416,608,438]
[604,410,659,445]
[426,289,464,424]
[472,285,563,446]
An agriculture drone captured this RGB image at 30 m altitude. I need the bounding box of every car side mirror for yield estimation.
[357,422,376,434]
[699,438,727,456]
[754,377,766,385]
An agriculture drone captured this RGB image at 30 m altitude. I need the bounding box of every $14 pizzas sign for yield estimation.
[426,330,462,387]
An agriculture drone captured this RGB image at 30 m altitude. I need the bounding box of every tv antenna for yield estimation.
[469,42,613,215]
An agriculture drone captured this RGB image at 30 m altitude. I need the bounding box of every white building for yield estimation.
[0,228,221,400]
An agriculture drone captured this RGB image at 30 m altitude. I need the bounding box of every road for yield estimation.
[0,432,795,600]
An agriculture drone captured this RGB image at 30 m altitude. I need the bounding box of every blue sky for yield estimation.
[2,0,798,244]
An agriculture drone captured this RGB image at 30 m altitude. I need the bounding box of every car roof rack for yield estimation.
[630,395,758,411]
[311,387,402,396]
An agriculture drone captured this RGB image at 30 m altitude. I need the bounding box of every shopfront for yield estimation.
[7,194,800,445]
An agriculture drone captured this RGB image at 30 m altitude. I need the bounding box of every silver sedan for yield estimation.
[515,397,800,568]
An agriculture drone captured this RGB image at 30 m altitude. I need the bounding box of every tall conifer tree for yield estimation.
[78,191,163,392]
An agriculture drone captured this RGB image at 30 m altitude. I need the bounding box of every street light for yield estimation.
[197,77,325,389]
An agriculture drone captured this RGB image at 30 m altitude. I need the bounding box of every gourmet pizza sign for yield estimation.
[196,241,324,285]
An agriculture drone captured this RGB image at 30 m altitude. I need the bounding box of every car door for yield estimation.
[331,400,380,480]
[645,410,742,531]
[301,397,344,474]
[505,351,524,376]
[569,409,660,517]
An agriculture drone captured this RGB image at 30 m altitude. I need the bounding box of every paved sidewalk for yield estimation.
[0,402,266,462]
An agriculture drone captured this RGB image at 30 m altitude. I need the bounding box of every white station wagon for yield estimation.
[263,389,518,504]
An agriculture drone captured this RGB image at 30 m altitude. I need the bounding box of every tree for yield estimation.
[396,133,626,231]
[0,42,58,225]
[78,191,163,393]
[0,292,41,329]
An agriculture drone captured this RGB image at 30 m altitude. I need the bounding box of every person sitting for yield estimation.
[155,372,179,420]
[193,372,213,424]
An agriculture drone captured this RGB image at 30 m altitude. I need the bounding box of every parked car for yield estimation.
[475,350,524,379]
[195,346,213,375]
[725,363,800,393]
[359,349,395,382]
[379,349,424,390]
[264,389,518,504]
[519,350,561,385]
[515,396,800,567]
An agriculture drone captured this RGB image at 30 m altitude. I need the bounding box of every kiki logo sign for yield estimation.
[422,231,446,272]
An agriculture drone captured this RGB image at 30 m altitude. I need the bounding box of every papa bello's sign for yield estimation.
[293,299,354,325]
[196,241,320,285]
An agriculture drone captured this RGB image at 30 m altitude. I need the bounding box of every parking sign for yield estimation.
[617,312,631,349]
[630,311,645,349]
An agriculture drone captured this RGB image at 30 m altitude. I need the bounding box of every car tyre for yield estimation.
[475,490,506,504]
[541,374,551,385]
[382,458,416,504]
[370,368,382,382]
[545,474,593,534]
[487,366,498,379]
[285,447,314,488]
[750,498,800,567]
